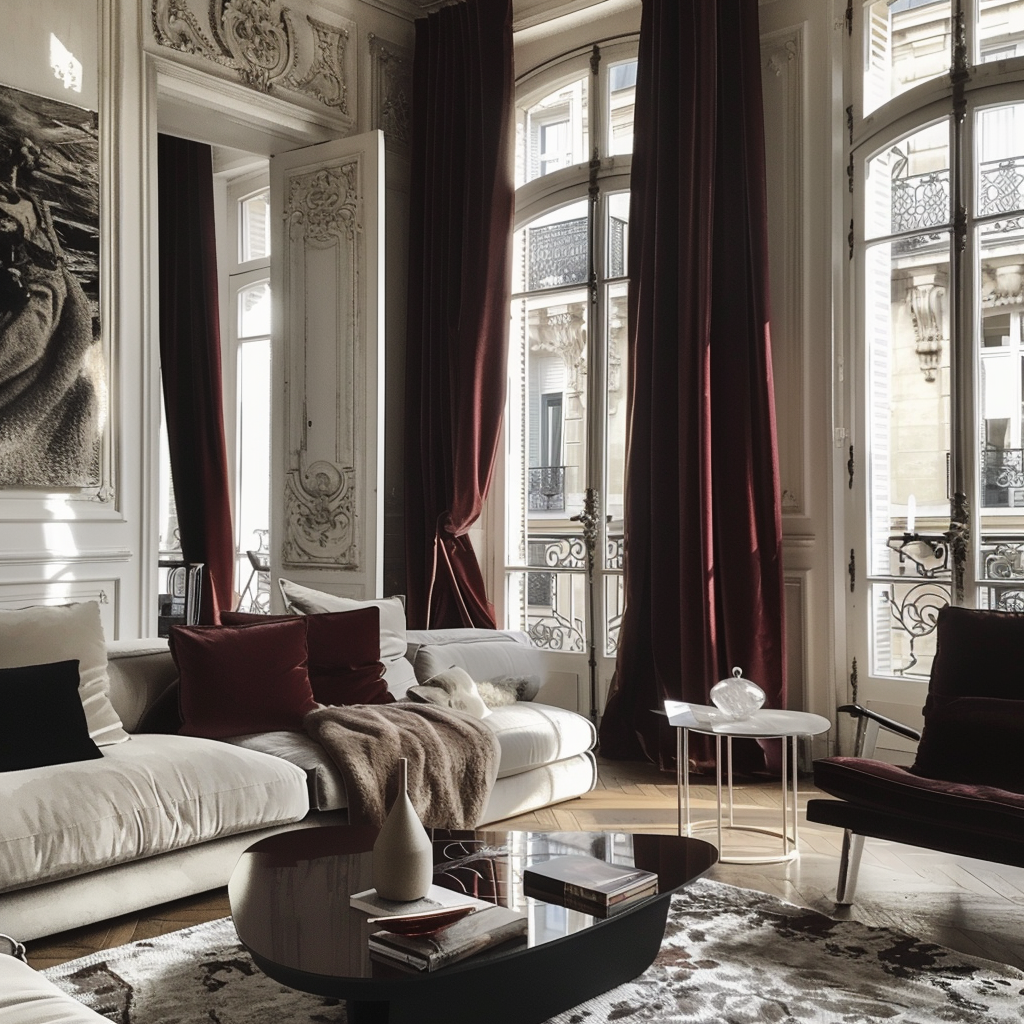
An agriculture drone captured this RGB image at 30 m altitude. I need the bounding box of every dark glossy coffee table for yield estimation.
[228,826,717,1024]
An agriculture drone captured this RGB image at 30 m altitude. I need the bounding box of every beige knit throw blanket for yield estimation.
[303,703,501,829]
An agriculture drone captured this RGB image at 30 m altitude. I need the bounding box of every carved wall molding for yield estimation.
[0,578,118,638]
[904,271,948,382]
[982,261,1024,307]
[274,138,381,577]
[283,458,357,566]
[765,38,797,76]
[285,163,360,244]
[151,0,355,124]
[368,33,412,150]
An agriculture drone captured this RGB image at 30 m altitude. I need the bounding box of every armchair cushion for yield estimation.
[813,756,1024,839]
[910,693,1024,793]
[929,606,1024,699]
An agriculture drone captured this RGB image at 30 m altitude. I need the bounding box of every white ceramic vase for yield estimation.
[371,757,433,901]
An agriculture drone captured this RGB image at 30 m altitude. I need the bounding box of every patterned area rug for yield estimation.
[43,879,1024,1024]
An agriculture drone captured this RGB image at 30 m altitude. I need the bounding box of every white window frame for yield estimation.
[219,168,271,599]
[484,38,636,709]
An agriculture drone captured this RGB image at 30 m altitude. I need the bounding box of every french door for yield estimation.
[848,0,1024,758]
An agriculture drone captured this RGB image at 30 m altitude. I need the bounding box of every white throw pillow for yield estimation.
[0,601,129,746]
[408,667,492,719]
[277,579,417,697]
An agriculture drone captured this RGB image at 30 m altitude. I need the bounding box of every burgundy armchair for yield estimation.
[806,606,1024,905]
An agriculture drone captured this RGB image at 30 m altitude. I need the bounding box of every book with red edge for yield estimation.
[367,904,527,972]
[522,854,658,907]
[349,884,491,917]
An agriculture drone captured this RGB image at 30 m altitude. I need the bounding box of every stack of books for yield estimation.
[367,904,528,972]
[522,854,658,917]
[349,883,491,918]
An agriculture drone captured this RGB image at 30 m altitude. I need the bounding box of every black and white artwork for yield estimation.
[0,81,102,489]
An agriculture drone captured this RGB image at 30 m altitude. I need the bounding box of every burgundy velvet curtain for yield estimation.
[598,0,786,772]
[403,0,515,630]
[157,134,235,625]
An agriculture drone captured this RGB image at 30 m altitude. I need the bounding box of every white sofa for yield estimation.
[0,955,107,1024]
[0,629,596,945]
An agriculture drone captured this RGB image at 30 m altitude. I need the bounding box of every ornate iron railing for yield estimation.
[883,529,1024,674]
[519,527,624,653]
[527,218,588,290]
[890,157,1024,237]
[891,169,949,234]
[982,447,1024,507]
[528,466,566,511]
[526,216,627,291]
[979,158,1024,218]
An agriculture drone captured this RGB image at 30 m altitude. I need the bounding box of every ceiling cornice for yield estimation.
[360,0,635,31]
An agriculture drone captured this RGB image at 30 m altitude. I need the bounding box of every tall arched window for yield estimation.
[847,0,1024,749]
[500,40,636,690]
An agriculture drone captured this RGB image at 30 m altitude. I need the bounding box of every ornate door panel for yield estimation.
[270,131,384,600]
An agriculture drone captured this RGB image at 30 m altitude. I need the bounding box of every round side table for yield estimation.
[663,702,831,864]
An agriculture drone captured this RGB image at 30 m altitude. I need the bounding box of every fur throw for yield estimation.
[303,702,500,829]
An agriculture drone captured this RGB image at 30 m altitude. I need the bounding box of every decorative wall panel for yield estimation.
[0,578,118,638]
[761,25,805,516]
[151,0,356,126]
[368,34,411,150]
[271,132,384,594]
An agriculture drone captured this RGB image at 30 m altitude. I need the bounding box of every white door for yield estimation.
[269,131,385,602]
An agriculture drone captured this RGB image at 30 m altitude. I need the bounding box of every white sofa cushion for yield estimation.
[485,701,597,779]
[0,955,109,1024]
[0,734,308,894]
[0,602,128,747]
[278,580,417,698]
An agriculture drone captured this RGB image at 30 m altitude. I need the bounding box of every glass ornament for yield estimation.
[710,667,766,721]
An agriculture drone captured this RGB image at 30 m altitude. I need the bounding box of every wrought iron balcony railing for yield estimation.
[983,446,1024,507]
[890,157,1024,236]
[528,466,567,511]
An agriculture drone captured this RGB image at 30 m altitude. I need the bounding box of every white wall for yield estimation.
[758,0,845,752]
[0,0,415,639]
[0,0,148,640]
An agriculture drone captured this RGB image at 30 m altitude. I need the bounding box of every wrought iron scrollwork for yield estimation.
[886,582,949,676]
[946,491,970,604]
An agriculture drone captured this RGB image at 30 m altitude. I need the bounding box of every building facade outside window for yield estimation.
[848,0,1024,721]
[502,41,636,668]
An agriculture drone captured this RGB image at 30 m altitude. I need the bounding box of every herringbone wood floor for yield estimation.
[25,757,1024,972]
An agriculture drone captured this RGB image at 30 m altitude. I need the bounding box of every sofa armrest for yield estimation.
[838,703,921,757]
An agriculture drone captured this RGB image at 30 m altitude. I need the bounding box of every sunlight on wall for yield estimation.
[50,33,82,92]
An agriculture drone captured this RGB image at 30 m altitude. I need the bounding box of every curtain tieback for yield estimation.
[426,513,472,628]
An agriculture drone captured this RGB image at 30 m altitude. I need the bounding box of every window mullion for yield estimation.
[949,6,973,604]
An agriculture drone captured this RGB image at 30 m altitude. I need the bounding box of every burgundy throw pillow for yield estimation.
[929,606,1024,699]
[220,608,391,706]
[169,617,316,738]
[910,692,1024,793]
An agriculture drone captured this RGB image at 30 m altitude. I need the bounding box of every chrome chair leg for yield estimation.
[835,829,864,905]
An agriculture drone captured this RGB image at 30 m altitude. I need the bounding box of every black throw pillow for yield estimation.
[0,660,104,772]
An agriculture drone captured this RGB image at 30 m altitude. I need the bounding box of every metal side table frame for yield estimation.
[666,702,831,865]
